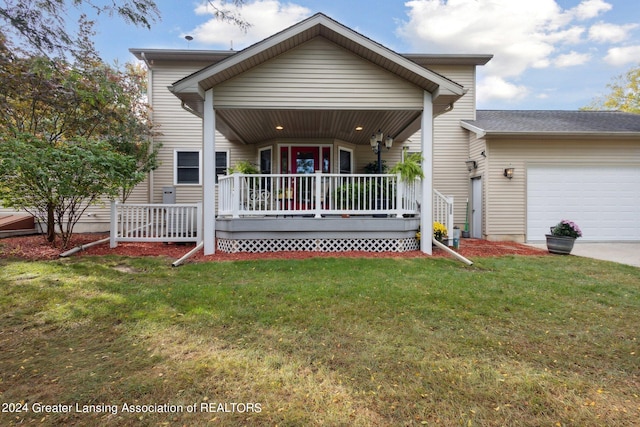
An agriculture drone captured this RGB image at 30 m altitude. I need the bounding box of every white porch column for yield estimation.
[420,91,433,255]
[203,89,216,255]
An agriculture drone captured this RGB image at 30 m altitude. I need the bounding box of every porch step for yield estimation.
[0,214,37,237]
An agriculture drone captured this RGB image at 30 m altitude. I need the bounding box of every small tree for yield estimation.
[0,136,141,248]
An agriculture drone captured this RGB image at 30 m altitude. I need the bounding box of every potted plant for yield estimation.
[390,152,424,217]
[389,152,424,183]
[433,221,448,243]
[546,220,582,254]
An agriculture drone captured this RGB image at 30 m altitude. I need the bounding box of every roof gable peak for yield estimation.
[170,12,465,98]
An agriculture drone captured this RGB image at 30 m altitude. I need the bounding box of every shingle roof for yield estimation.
[461,110,640,135]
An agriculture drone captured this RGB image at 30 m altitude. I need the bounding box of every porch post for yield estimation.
[395,173,403,218]
[314,171,322,218]
[420,91,433,255]
[203,89,216,255]
[110,200,118,248]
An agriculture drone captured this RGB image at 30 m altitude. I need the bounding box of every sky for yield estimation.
[91,0,640,110]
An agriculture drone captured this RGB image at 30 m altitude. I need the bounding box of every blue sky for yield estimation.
[92,0,640,110]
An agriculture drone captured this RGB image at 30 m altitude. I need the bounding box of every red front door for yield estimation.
[291,147,319,174]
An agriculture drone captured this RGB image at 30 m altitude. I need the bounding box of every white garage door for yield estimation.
[527,165,640,242]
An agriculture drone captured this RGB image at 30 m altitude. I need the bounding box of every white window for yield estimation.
[175,150,201,185]
[174,150,228,185]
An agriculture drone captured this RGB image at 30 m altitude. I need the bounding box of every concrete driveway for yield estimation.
[529,242,640,268]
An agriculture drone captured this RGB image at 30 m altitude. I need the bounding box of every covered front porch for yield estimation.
[109,173,454,254]
[166,14,467,255]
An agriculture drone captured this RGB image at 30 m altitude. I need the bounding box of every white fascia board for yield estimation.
[171,14,465,97]
[317,17,466,97]
[460,121,487,138]
[171,16,326,95]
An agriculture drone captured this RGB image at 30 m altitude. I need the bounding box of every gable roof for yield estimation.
[169,13,466,110]
[461,110,640,138]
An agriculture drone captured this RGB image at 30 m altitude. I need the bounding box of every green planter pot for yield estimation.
[545,234,576,255]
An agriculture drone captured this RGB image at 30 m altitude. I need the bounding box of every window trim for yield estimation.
[338,147,354,174]
[174,149,202,186]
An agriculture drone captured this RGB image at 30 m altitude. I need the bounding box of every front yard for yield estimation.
[0,254,638,426]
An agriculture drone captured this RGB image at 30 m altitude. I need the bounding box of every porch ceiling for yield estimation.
[216,109,424,145]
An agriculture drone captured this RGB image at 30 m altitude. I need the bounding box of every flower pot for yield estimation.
[545,234,576,255]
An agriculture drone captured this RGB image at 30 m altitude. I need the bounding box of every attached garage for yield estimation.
[461,111,640,243]
[527,165,640,241]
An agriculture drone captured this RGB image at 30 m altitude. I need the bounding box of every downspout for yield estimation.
[432,238,473,265]
[141,52,155,203]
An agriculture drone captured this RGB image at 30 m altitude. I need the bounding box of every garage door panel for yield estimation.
[527,166,640,242]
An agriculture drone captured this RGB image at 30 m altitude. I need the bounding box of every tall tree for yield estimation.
[0,0,248,57]
[0,24,158,247]
[0,0,159,56]
[584,65,640,114]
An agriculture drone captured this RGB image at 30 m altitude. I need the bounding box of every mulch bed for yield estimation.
[0,233,549,263]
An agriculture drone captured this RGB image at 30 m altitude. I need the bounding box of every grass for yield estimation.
[0,254,638,426]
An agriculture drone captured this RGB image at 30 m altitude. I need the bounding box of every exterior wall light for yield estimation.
[465,159,477,171]
[504,167,514,179]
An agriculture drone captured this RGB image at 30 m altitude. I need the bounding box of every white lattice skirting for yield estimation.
[217,237,420,253]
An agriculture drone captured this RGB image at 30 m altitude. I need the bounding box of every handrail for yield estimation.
[433,189,454,245]
[218,172,419,218]
[110,201,202,248]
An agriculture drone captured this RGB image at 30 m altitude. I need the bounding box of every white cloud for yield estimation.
[604,45,640,66]
[397,0,619,104]
[588,22,638,44]
[554,51,591,67]
[569,0,612,20]
[477,76,529,103]
[398,0,597,78]
[187,0,311,49]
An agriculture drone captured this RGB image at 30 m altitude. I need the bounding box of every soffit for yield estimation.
[216,109,424,145]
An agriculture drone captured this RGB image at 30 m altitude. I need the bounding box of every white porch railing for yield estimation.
[433,189,455,244]
[218,172,420,218]
[108,177,455,249]
[110,201,202,248]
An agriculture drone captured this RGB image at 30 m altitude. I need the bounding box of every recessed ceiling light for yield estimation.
[275,125,284,130]
[355,126,363,131]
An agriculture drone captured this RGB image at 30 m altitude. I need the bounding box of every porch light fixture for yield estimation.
[465,159,477,172]
[504,167,514,179]
[355,126,363,131]
[275,125,284,130]
[370,130,394,173]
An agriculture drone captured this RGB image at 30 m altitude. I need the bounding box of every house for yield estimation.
[126,13,489,256]
[4,13,639,252]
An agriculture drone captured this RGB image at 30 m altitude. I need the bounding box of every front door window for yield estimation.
[291,147,319,174]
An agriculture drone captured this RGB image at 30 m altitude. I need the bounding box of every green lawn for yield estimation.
[0,254,638,426]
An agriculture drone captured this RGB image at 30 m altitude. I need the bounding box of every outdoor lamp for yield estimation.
[465,159,477,171]
[504,167,514,179]
[370,130,393,154]
[370,130,394,173]
[370,134,378,152]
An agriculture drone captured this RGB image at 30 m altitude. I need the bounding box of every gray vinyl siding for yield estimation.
[485,138,640,241]
[214,38,423,110]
